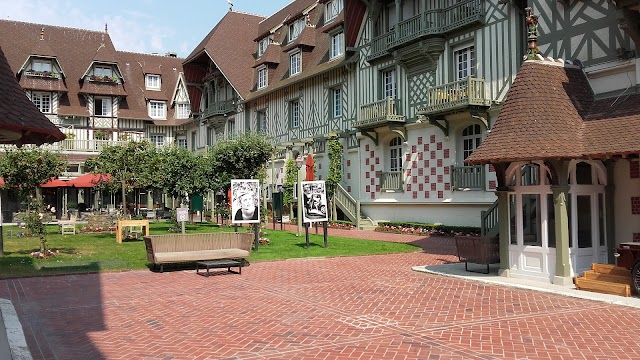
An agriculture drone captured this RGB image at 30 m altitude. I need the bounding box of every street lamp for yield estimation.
[295,153,304,236]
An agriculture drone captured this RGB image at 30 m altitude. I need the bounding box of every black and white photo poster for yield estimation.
[231,179,260,224]
[301,180,328,223]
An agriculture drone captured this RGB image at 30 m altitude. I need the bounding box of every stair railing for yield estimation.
[334,183,360,229]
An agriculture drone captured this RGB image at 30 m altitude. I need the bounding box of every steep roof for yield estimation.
[0,47,64,145]
[256,0,317,39]
[467,60,640,163]
[184,11,265,100]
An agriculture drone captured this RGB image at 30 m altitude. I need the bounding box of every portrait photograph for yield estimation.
[231,179,260,224]
[301,180,328,223]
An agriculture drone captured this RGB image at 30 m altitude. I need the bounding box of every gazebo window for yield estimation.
[575,162,593,185]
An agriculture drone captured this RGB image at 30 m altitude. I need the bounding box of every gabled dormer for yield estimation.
[82,61,123,84]
[171,73,191,120]
[19,55,63,79]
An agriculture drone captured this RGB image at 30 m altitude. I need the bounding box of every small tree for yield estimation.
[283,158,297,218]
[326,136,343,220]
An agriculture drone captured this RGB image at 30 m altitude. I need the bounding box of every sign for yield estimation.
[301,180,328,223]
[176,207,189,222]
[231,179,261,224]
[281,215,290,223]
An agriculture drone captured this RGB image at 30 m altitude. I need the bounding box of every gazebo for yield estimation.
[0,46,65,255]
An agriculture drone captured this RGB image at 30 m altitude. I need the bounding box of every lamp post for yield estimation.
[295,153,304,236]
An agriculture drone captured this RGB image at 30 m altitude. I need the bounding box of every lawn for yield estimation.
[0,222,420,278]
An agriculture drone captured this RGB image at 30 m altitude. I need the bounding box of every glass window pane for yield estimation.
[510,194,517,245]
[575,162,593,185]
[522,194,541,246]
[598,193,605,247]
[577,195,592,248]
[547,193,556,248]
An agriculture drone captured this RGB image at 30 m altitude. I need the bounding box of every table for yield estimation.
[196,259,243,276]
[115,219,150,243]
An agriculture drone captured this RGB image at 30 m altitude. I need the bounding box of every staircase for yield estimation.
[574,264,633,297]
[334,184,376,230]
[481,199,499,238]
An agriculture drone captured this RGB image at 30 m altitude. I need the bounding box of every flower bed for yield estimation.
[375,221,480,237]
[328,220,354,230]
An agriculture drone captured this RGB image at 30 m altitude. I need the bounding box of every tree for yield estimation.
[283,158,297,218]
[155,146,210,201]
[0,146,67,199]
[84,141,157,216]
[326,136,343,220]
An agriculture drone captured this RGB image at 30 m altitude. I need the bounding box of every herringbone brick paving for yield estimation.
[1,229,639,359]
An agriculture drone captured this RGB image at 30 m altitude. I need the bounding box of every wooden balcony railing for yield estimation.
[418,77,490,116]
[202,99,236,117]
[380,171,403,192]
[34,139,129,152]
[355,97,405,129]
[451,165,485,191]
[366,0,483,61]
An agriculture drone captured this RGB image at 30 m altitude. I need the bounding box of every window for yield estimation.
[290,100,300,128]
[257,110,267,133]
[257,67,268,89]
[32,59,52,72]
[257,37,271,57]
[94,66,113,78]
[227,119,235,138]
[381,69,396,99]
[31,92,51,113]
[145,74,161,90]
[150,134,164,148]
[290,51,301,76]
[330,31,344,59]
[288,18,305,42]
[461,124,482,160]
[94,97,112,116]
[149,101,166,119]
[325,0,343,23]
[206,127,215,146]
[454,45,475,81]
[176,135,187,149]
[331,87,342,118]
[389,136,402,172]
[175,103,190,119]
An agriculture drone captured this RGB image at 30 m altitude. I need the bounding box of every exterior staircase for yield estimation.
[481,199,499,238]
[574,264,633,297]
[334,184,377,230]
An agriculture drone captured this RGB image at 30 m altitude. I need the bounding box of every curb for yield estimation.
[0,299,32,360]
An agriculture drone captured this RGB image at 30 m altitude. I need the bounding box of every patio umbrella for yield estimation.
[305,154,315,181]
[67,173,111,188]
[40,178,68,188]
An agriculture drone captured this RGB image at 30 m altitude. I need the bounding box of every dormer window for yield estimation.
[289,50,301,76]
[288,18,305,42]
[257,66,268,89]
[32,59,52,72]
[330,31,344,59]
[149,101,166,119]
[90,65,117,83]
[325,0,343,23]
[146,74,161,90]
[25,58,58,78]
[257,37,271,57]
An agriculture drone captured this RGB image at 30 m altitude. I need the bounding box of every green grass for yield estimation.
[0,222,419,278]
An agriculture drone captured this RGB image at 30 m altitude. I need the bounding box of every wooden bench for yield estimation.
[143,233,253,273]
[59,220,76,235]
[454,236,500,274]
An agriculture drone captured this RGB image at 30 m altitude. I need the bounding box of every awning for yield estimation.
[66,173,111,188]
[40,178,68,188]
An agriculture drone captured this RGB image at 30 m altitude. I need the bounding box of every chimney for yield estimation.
[166,52,177,58]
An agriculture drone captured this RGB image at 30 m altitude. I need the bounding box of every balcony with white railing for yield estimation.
[451,165,485,191]
[40,139,129,153]
[355,97,405,129]
[366,0,483,62]
[418,77,490,116]
[380,171,403,192]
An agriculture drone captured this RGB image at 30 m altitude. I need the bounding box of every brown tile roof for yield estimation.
[19,77,68,93]
[0,20,120,117]
[467,60,640,164]
[253,44,281,68]
[256,0,318,39]
[184,11,264,100]
[0,47,64,145]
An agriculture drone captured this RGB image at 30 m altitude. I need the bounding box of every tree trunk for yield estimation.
[40,235,47,254]
[121,182,127,219]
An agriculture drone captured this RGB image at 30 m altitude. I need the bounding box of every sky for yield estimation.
[1,0,295,58]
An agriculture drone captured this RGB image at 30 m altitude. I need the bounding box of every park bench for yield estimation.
[143,232,253,273]
[454,236,500,274]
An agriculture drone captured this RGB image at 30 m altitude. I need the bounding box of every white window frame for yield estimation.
[148,101,166,119]
[389,136,403,172]
[257,66,268,89]
[31,91,52,113]
[145,74,161,90]
[290,100,300,128]
[227,119,236,138]
[289,18,305,42]
[32,59,52,72]
[94,97,112,117]
[175,103,190,119]
[454,44,475,81]
[460,124,482,161]
[330,31,345,60]
[290,50,302,76]
[381,69,396,99]
[176,135,187,149]
[94,66,113,78]
[325,0,344,23]
[332,87,342,118]
[257,110,267,133]
[150,134,164,148]
[258,37,270,57]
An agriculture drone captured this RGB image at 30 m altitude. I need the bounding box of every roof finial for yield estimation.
[105,23,108,33]
[227,0,233,11]
[525,7,540,60]
[40,27,45,41]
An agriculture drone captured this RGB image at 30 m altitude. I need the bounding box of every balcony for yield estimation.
[450,165,485,191]
[44,139,128,153]
[418,78,490,116]
[202,99,236,118]
[380,172,403,192]
[366,0,483,62]
[354,97,405,129]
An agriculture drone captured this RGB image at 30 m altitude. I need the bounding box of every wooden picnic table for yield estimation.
[115,219,150,243]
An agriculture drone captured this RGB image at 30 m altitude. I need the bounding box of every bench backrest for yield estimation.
[144,233,253,262]
[455,236,499,264]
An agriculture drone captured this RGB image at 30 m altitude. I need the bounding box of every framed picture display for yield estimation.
[301,180,328,223]
[231,179,260,224]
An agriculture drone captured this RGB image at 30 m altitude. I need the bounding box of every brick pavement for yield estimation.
[1,229,639,359]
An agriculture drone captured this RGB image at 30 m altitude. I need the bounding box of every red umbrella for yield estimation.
[67,173,111,188]
[305,154,315,181]
[40,178,68,188]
